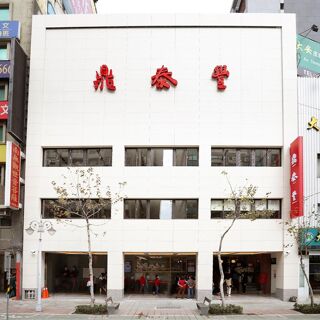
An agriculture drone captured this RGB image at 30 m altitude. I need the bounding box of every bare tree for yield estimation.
[286,209,320,307]
[51,167,125,307]
[217,171,272,307]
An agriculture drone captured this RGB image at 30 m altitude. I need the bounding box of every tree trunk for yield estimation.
[217,252,225,307]
[86,219,95,307]
[300,254,314,307]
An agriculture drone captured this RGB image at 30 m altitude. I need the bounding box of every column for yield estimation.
[197,251,213,301]
[107,251,124,300]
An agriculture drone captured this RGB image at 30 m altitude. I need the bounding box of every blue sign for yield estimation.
[0,61,10,78]
[0,21,20,39]
[303,228,320,248]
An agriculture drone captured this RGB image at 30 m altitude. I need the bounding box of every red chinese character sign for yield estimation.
[5,141,21,210]
[290,136,304,218]
[212,65,229,90]
[0,100,8,120]
[93,65,116,91]
[151,66,178,90]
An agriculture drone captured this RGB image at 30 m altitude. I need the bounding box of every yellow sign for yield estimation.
[307,116,320,131]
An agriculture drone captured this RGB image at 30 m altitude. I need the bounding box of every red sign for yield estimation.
[290,137,304,218]
[0,100,8,119]
[93,65,116,91]
[212,65,229,90]
[10,143,20,209]
[151,66,178,90]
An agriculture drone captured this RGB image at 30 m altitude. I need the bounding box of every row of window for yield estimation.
[41,199,281,219]
[43,147,281,167]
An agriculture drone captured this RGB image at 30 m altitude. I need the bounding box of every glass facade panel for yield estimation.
[57,149,69,166]
[70,149,84,166]
[150,199,161,219]
[310,255,320,292]
[255,149,267,166]
[211,149,224,166]
[267,149,281,166]
[137,149,148,166]
[239,149,251,166]
[150,149,163,166]
[187,149,198,166]
[0,85,5,100]
[225,149,236,166]
[0,8,9,20]
[0,45,7,60]
[175,149,187,166]
[44,149,60,166]
[87,149,100,166]
[124,199,147,219]
[0,125,4,142]
[125,148,136,166]
[211,199,223,218]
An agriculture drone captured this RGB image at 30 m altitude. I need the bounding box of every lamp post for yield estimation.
[25,220,56,312]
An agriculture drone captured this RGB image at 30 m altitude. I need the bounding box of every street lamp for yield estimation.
[25,220,56,312]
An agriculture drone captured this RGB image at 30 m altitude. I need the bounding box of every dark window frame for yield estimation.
[43,147,112,167]
[41,199,111,219]
[210,199,281,219]
[124,199,198,219]
[211,148,281,167]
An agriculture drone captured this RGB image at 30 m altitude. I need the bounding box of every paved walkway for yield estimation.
[1,293,320,319]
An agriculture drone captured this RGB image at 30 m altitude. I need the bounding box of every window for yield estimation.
[0,83,7,101]
[0,7,9,20]
[211,148,281,167]
[47,2,56,14]
[43,148,112,167]
[41,199,111,219]
[125,147,198,166]
[0,215,11,227]
[0,44,8,60]
[210,199,281,219]
[124,199,198,219]
[0,124,5,142]
[317,154,320,178]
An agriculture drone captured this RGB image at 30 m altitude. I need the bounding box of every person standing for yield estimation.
[225,273,232,297]
[154,275,160,295]
[176,276,187,299]
[187,276,195,299]
[98,272,107,295]
[139,274,146,294]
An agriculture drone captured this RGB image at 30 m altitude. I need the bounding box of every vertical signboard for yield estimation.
[290,136,304,218]
[62,0,94,14]
[5,141,21,209]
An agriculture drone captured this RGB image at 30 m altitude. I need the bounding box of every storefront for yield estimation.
[124,254,196,295]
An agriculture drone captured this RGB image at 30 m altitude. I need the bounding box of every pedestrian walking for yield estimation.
[225,273,232,297]
[187,275,195,299]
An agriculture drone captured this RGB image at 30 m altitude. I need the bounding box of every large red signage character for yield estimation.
[93,65,116,91]
[290,136,304,218]
[212,65,229,90]
[151,66,178,90]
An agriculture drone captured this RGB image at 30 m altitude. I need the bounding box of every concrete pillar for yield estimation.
[107,251,124,300]
[275,251,299,301]
[196,251,212,301]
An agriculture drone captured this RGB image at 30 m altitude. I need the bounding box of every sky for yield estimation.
[96,0,233,14]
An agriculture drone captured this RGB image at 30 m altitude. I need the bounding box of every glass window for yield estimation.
[124,199,147,219]
[159,200,172,219]
[137,149,148,166]
[0,7,9,20]
[173,199,198,219]
[125,149,136,166]
[267,149,281,166]
[255,199,267,211]
[225,149,236,166]
[57,149,69,166]
[317,155,320,178]
[0,84,5,100]
[175,149,187,166]
[224,199,235,212]
[239,149,252,166]
[163,149,173,166]
[150,149,163,166]
[99,149,112,166]
[44,149,60,167]
[0,216,11,227]
[70,149,84,166]
[0,45,7,60]
[150,199,161,219]
[240,200,251,212]
[47,2,56,14]
[187,149,198,166]
[255,149,267,166]
[211,149,224,166]
[0,125,4,142]
[211,199,223,218]
[87,149,100,166]
[268,199,281,218]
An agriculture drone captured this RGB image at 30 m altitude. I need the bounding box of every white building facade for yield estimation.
[23,14,299,301]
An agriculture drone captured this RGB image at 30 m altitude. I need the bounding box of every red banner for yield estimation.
[10,143,20,209]
[290,137,304,218]
[0,100,8,119]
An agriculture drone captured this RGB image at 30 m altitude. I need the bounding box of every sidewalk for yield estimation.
[1,293,319,318]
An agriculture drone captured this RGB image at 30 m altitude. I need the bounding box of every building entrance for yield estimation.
[213,253,271,295]
[124,253,196,296]
[46,253,107,294]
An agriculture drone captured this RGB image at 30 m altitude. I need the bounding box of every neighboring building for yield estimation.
[0,0,97,299]
[23,13,298,301]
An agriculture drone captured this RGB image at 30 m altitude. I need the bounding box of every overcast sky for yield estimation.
[96,0,233,14]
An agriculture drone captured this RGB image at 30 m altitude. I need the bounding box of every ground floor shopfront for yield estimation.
[22,250,296,301]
